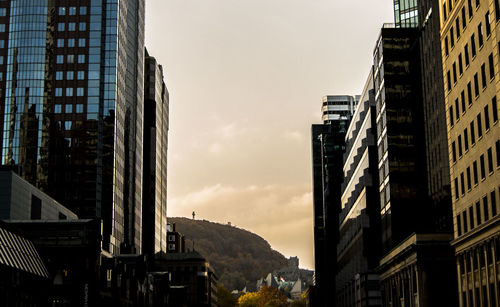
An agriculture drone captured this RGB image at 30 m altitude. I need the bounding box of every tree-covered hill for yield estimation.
[168,217,289,291]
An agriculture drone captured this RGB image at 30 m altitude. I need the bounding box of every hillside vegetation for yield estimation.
[168,217,289,291]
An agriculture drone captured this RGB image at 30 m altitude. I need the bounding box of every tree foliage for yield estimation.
[217,284,237,307]
[237,286,288,307]
[169,217,288,291]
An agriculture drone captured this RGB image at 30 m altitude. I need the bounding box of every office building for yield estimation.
[336,70,382,307]
[142,49,169,259]
[440,0,500,305]
[312,95,355,306]
[0,0,146,255]
[372,25,457,306]
[393,0,419,27]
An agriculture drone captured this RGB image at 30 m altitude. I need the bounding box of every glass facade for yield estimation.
[393,0,419,27]
[0,0,145,255]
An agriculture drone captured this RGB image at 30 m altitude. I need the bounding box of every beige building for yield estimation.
[440,0,500,306]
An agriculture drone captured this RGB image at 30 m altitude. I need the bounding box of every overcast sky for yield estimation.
[144,0,394,270]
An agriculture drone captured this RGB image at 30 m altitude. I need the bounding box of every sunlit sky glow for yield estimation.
[145,0,394,269]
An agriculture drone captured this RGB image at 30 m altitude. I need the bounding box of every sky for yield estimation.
[144,0,394,270]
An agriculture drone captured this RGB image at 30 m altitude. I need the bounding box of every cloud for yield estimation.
[168,183,314,269]
[283,130,304,142]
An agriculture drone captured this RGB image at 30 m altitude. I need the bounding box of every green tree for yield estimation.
[217,284,237,307]
[237,286,288,307]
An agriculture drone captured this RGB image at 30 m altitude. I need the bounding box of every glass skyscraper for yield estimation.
[393,0,419,27]
[0,0,145,255]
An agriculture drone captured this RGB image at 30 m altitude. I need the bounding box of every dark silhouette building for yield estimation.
[336,70,382,307]
[311,95,355,306]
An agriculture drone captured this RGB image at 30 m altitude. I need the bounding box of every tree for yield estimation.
[238,292,259,307]
[217,284,237,307]
[237,286,288,307]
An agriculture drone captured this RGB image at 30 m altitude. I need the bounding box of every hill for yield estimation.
[168,217,289,291]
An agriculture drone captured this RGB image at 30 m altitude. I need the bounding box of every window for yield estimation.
[57,39,64,47]
[67,55,74,63]
[469,207,474,229]
[478,113,483,137]
[456,18,461,39]
[470,121,476,144]
[443,3,448,21]
[58,7,66,15]
[66,88,73,96]
[497,140,500,167]
[467,82,473,105]
[475,202,481,226]
[473,160,479,184]
[455,178,459,199]
[458,135,463,157]
[465,44,470,66]
[478,23,484,47]
[68,22,76,31]
[80,7,87,15]
[64,121,72,130]
[480,154,486,179]
[487,147,493,173]
[77,88,84,96]
[450,106,454,126]
[484,105,490,130]
[461,90,466,113]
[493,97,498,123]
[69,6,77,15]
[77,71,85,80]
[58,23,65,31]
[489,53,495,79]
[461,172,465,195]
[66,71,74,80]
[445,37,449,56]
[453,62,457,83]
[474,73,479,97]
[481,63,487,88]
[459,53,464,75]
[492,191,498,216]
[457,215,462,236]
[452,141,457,162]
[463,211,468,232]
[78,54,85,63]
[68,39,75,47]
[56,71,63,80]
[468,0,474,18]
[31,195,41,220]
[483,196,489,221]
[55,88,63,97]
[476,0,480,8]
[451,26,455,48]
[462,7,467,28]
[464,128,469,151]
[455,99,460,120]
[496,0,500,21]
[76,104,84,113]
[79,23,86,31]
[56,55,64,64]
[471,34,476,57]
[65,104,72,113]
[54,104,62,113]
[78,38,86,47]
[467,167,472,190]
[447,71,452,91]
[485,12,491,36]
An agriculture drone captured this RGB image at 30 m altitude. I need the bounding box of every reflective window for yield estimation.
[0,40,4,48]
[65,104,72,113]
[68,23,76,31]
[76,104,84,113]
[56,55,64,64]
[77,71,85,80]
[0,8,6,16]
[66,88,73,96]
[67,55,74,63]
[55,88,63,97]
[78,38,86,47]
[66,71,74,80]
[80,7,87,15]
[0,56,3,64]
[77,87,84,96]
[79,23,86,31]
[58,23,65,31]
[58,7,66,15]
[69,7,77,15]
[56,71,63,80]
[0,24,5,32]
[55,104,62,113]
[78,54,85,63]
[64,121,72,130]
[57,39,64,47]
[68,39,75,47]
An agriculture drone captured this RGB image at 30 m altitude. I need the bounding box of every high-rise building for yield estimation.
[312,95,355,306]
[0,0,146,255]
[142,49,169,258]
[440,1,500,305]
[393,0,419,27]
[336,70,382,307]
